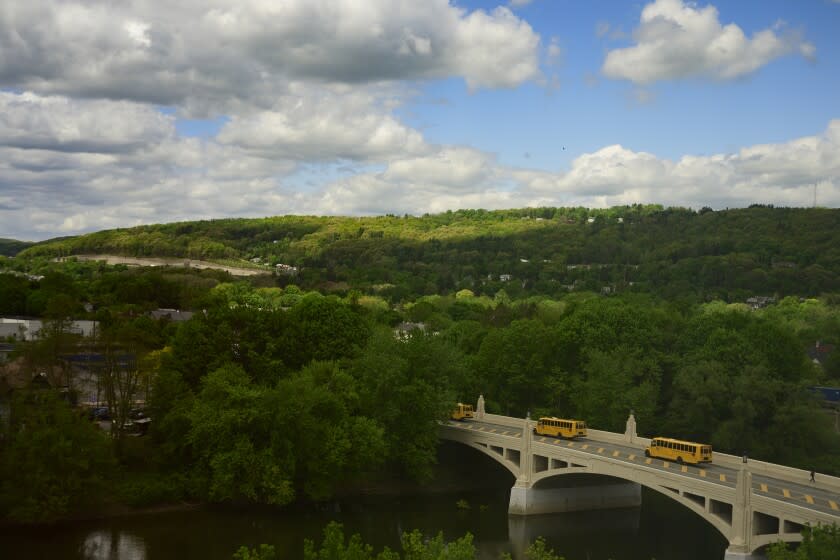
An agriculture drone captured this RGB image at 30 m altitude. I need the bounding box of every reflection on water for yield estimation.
[82,530,147,560]
[508,507,641,560]
[0,488,726,560]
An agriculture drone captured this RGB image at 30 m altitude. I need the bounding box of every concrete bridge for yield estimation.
[440,396,840,559]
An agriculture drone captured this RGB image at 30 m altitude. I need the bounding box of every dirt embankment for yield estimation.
[58,255,270,277]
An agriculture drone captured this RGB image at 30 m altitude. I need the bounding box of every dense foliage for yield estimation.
[10,206,840,303]
[0,391,115,522]
[1,205,840,526]
[767,524,840,559]
[0,238,34,256]
[299,522,565,560]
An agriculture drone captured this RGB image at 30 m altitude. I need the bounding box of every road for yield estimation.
[447,418,840,518]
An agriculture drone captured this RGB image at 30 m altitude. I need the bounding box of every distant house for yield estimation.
[149,308,194,322]
[745,296,775,310]
[393,322,427,340]
[0,317,98,341]
[275,263,299,276]
[499,274,512,282]
[62,352,137,405]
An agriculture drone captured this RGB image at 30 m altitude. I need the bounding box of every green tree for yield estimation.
[501,537,566,560]
[570,345,661,432]
[303,522,476,560]
[0,390,115,522]
[350,329,454,480]
[272,362,386,500]
[472,319,556,416]
[233,544,276,560]
[767,524,840,560]
[187,364,295,505]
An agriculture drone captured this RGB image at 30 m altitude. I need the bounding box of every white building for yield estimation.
[0,317,98,341]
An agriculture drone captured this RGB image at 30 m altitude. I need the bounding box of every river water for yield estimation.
[0,489,729,560]
[0,444,730,560]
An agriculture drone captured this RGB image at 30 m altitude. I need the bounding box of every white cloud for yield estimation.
[216,85,428,162]
[546,37,563,65]
[519,120,840,208]
[314,120,840,219]
[383,147,498,188]
[0,92,174,153]
[602,0,815,84]
[2,119,839,240]
[0,0,541,112]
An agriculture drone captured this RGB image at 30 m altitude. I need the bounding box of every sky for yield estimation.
[1,0,839,241]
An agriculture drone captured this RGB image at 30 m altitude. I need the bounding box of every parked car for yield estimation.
[89,407,110,421]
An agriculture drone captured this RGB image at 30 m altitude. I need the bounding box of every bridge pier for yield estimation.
[723,550,759,560]
[508,480,642,515]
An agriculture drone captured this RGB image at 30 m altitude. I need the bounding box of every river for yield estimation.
[0,444,730,559]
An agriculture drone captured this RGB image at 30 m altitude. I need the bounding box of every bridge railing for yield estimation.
[585,427,840,494]
[470,403,840,492]
[587,429,650,447]
[476,411,840,493]
[588,428,840,492]
[714,453,840,493]
[480,412,528,429]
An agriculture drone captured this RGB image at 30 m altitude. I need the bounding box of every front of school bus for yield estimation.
[451,403,474,421]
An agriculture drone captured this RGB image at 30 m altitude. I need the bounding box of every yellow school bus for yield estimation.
[645,437,713,464]
[451,403,474,421]
[533,417,587,439]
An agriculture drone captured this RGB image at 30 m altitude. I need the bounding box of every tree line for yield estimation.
[7,206,840,303]
[2,206,840,531]
[3,278,840,522]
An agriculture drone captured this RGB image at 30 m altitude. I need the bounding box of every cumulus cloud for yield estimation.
[216,85,428,161]
[0,92,174,153]
[2,118,839,240]
[519,120,840,208]
[0,0,541,112]
[383,148,498,188]
[602,0,815,84]
[314,120,840,219]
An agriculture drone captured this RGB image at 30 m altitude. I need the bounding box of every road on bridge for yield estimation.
[448,418,840,519]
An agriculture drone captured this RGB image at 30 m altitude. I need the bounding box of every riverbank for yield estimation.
[0,487,730,560]
[0,441,511,528]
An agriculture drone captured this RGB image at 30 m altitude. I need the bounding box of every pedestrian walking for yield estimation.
[810,468,816,483]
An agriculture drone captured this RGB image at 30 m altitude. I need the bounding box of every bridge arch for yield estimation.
[530,466,732,539]
[454,439,521,479]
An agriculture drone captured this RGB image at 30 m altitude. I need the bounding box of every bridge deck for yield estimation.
[445,418,840,520]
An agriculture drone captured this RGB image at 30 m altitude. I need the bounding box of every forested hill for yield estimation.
[0,238,34,257]
[17,205,840,301]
